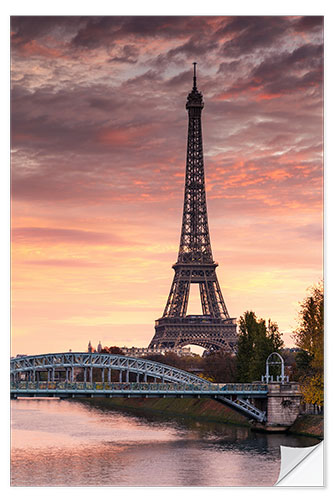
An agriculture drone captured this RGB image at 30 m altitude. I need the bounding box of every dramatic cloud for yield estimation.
[10,16,323,355]
[11,227,126,245]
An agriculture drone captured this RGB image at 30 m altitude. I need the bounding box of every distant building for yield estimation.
[120,346,192,357]
[86,341,191,357]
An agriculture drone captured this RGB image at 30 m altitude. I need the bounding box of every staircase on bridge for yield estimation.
[216,395,266,423]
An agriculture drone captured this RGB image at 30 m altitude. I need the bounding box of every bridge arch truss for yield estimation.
[10,352,207,385]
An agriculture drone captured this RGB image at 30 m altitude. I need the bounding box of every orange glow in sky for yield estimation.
[11,16,323,355]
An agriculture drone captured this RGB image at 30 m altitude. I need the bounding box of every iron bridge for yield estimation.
[10,353,268,422]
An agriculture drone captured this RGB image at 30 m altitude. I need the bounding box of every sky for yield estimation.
[10,15,323,355]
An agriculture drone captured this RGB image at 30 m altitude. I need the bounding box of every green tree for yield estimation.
[101,346,124,355]
[236,311,284,382]
[202,350,237,382]
[143,352,204,373]
[294,349,313,379]
[293,282,324,406]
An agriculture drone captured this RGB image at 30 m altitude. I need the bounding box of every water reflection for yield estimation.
[11,398,320,487]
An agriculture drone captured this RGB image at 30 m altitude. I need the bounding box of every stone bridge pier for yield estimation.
[266,382,303,429]
[253,382,303,432]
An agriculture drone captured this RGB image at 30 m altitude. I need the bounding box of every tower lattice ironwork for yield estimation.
[149,64,238,353]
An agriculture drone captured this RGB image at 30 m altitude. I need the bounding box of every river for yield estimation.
[11,398,320,487]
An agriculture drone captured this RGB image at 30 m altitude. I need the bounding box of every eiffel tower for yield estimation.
[149,64,238,353]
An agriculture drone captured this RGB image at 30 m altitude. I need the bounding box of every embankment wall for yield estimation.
[86,396,250,426]
[288,414,324,438]
[83,396,324,438]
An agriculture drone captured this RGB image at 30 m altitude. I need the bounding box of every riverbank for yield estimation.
[288,414,324,438]
[84,396,250,427]
[83,397,324,438]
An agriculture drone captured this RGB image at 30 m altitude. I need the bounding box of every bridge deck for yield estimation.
[11,381,268,398]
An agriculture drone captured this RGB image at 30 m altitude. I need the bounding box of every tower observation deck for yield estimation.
[149,64,238,353]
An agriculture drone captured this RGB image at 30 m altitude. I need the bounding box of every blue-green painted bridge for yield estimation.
[10,380,268,398]
[10,352,301,427]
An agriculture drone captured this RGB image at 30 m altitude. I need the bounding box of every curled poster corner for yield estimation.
[275,441,324,486]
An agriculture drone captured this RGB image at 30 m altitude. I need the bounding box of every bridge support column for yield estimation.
[102,369,105,383]
[84,368,87,383]
[89,367,93,383]
[47,370,50,382]
[126,370,129,383]
[71,366,74,382]
[136,373,140,383]
[144,373,147,382]
[32,370,36,383]
[264,383,303,431]
[108,368,111,383]
[52,367,55,382]
[119,371,123,383]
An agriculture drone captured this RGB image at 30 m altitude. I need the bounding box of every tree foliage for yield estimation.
[144,351,237,382]
[293,282,324,406]
[101,346,124,355]
[143,352,203,372]
[236,311,284,382]
[202,350,237,382]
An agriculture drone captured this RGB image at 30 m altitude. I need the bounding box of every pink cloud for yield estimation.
[10,16,323,355]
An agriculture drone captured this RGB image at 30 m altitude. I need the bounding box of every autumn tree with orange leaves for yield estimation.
[293,282,324,407]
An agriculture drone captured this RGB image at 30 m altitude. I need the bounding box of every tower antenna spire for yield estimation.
[193,62,197,89]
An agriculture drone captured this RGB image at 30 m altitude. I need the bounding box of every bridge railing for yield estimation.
[10,381,268,394]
